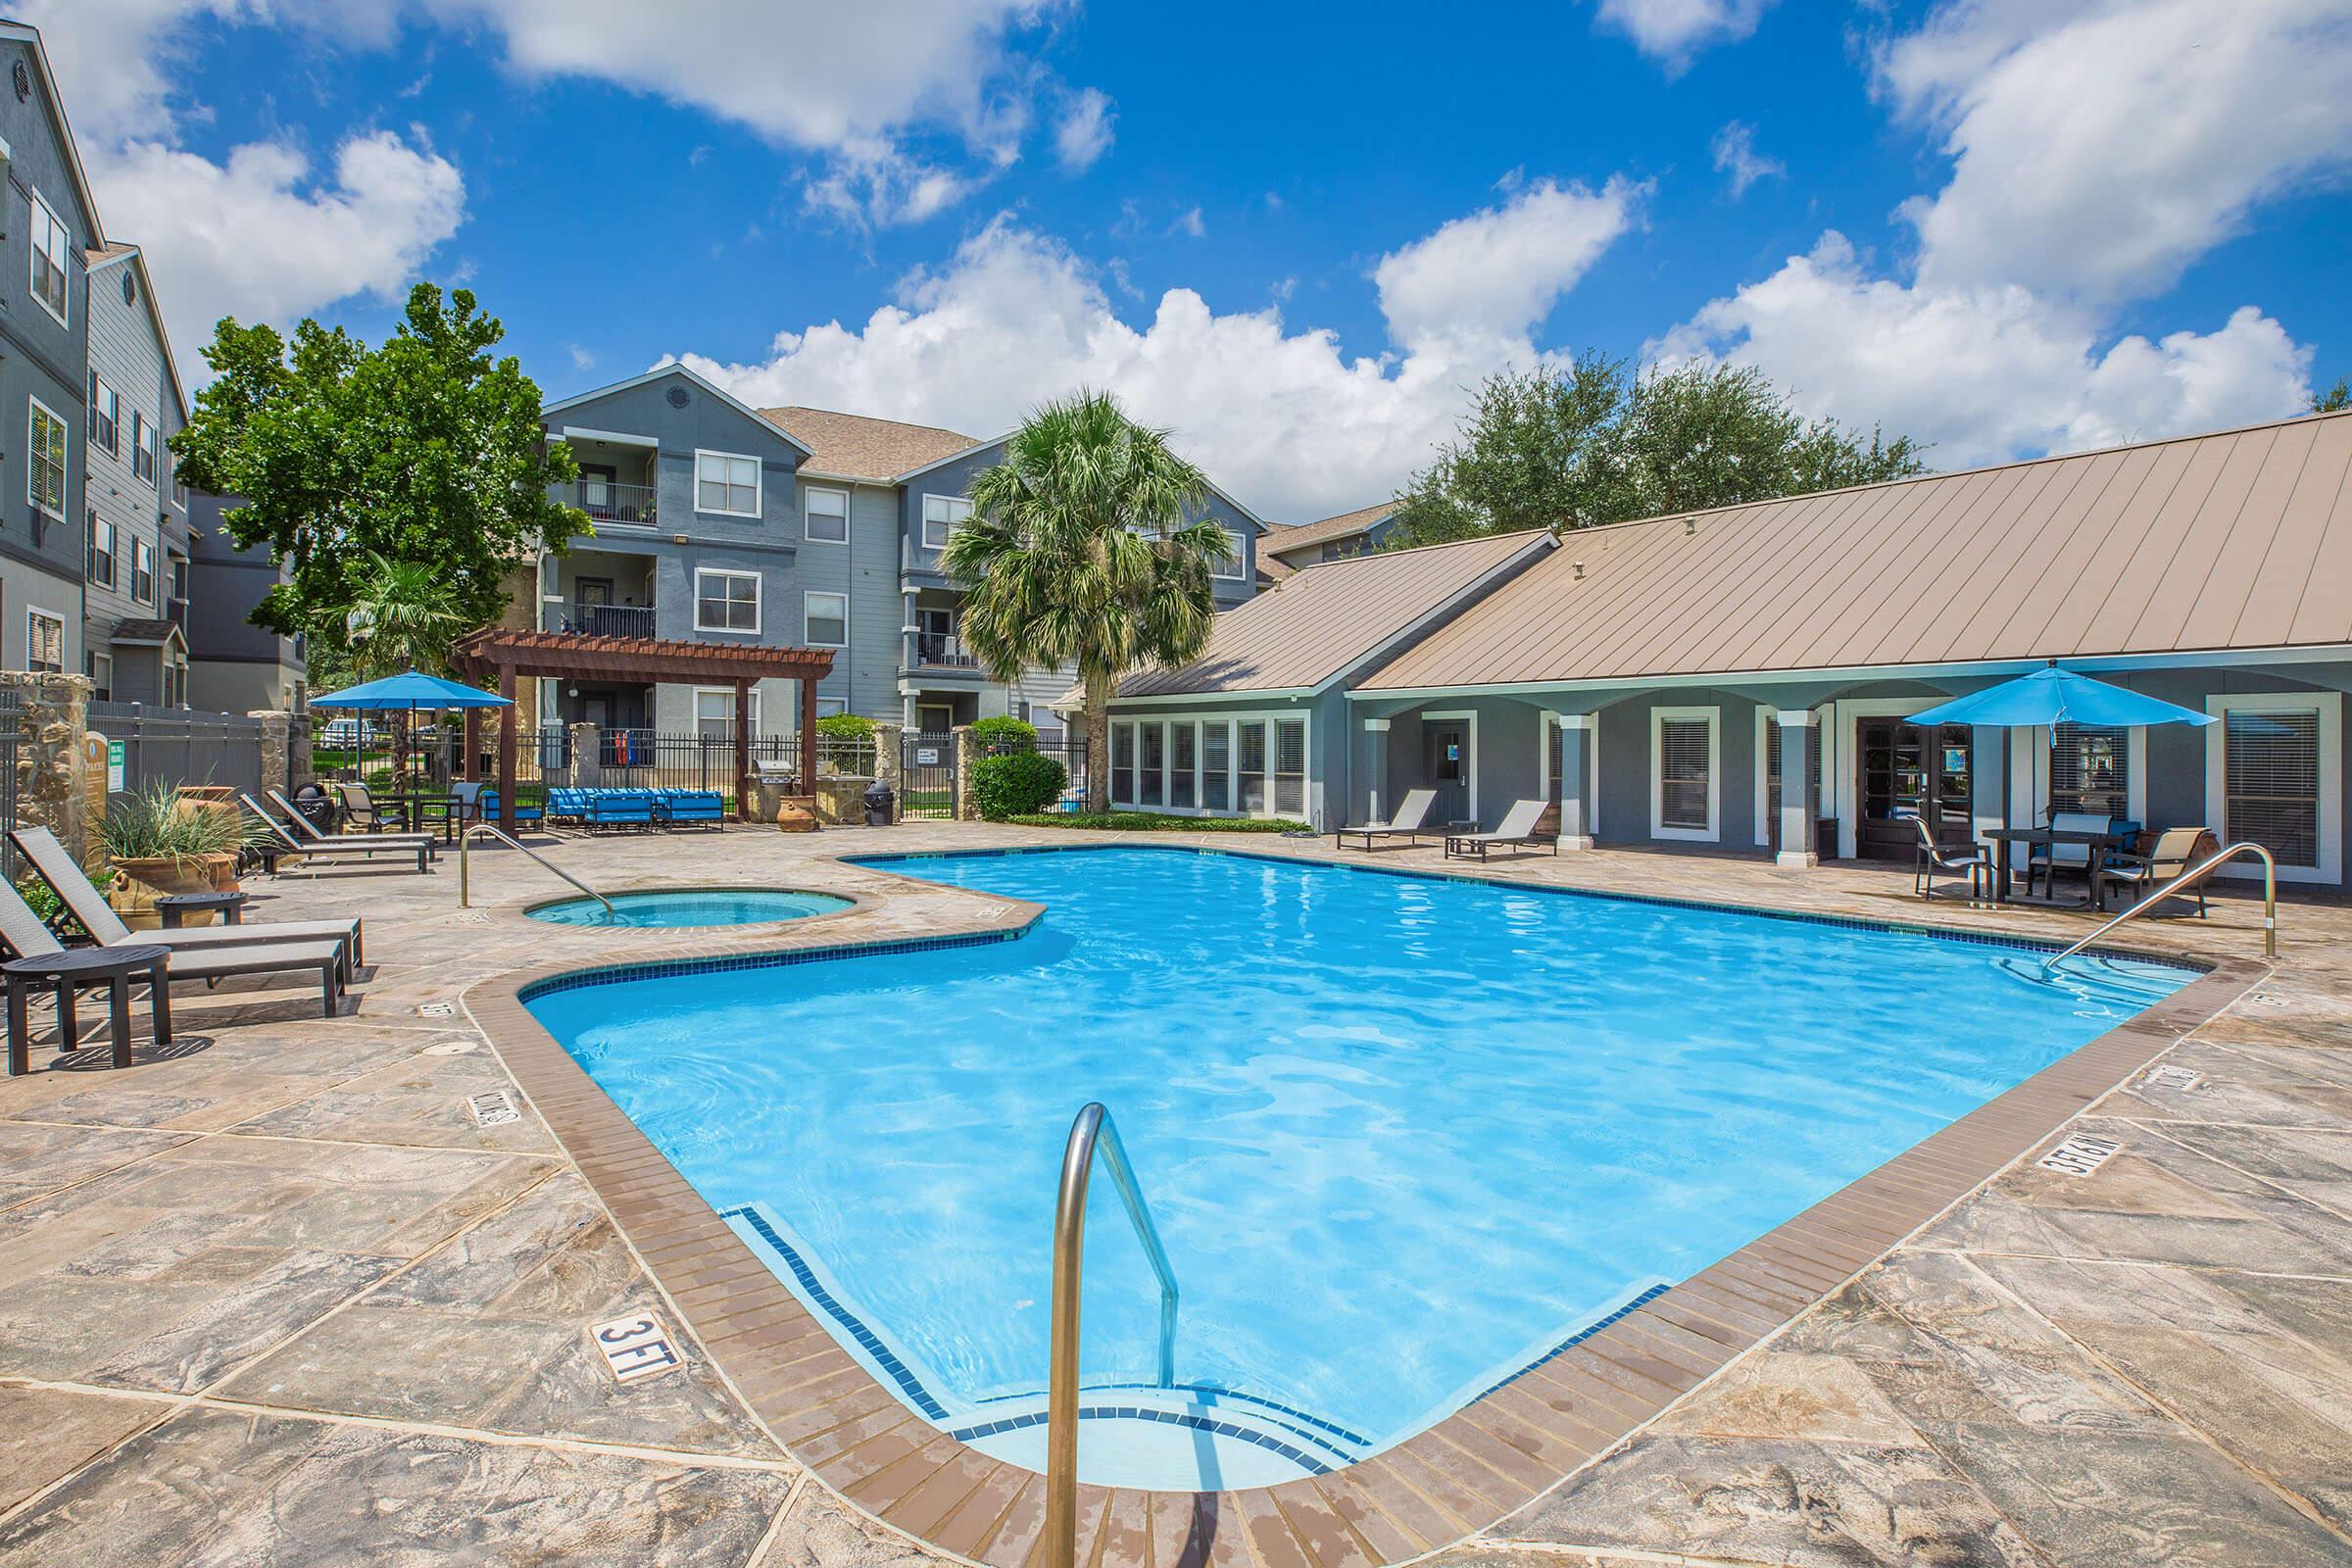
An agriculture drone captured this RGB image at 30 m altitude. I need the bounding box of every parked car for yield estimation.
[317,716,386,747]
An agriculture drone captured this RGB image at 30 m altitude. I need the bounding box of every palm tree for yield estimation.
[945,391,1234,812]
[343,551,468,680]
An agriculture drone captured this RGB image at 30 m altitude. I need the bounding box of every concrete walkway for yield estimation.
[0,822,2343,1567]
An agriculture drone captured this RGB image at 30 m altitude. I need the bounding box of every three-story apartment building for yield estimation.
[527,365,1263,739]
[82,241,192,704]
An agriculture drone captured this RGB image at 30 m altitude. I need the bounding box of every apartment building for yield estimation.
[528,364,1263,739]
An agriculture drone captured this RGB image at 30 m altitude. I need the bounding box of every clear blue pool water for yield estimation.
[526,888,852,928]
[525,846,2190,1479]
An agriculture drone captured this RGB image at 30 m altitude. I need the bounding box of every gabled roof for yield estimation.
[1359,409,2352,694]
[542,365,815,460]
[1100,529,1556,702]
[0,24,104,249]
[110,618,185,650]
[891,425,1272,531]
[1263,501,1396,561]
[760,406,984,483]
[84,242,189,420]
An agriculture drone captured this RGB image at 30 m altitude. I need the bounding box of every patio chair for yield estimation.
[239,796,433,873]
[9,826,362,976]
[1333,788,1438,852]
[332,782,397,834]
[657,790,724,830]
[2024,810,2115,900]
[2094,827,2214,915]
[1903,813,1988,902]
[0,879,349,1021]
[267,790,433,853]
[1443,800,1554,863]
[586,790,656,833]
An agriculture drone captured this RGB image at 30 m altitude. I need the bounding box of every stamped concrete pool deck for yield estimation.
[0,821,2345,1567]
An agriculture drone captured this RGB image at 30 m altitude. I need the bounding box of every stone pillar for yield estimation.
[568,722,602,787]
[1776,710,1820,868]
[951,722,978,821]
[1553,712,1595,850]
[870,721,904,799]
[1360,717,1391,825]
[289,708,315,792]
[4,671,94,863]
[249,710,292,797]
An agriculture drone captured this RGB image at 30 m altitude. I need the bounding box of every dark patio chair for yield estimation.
[1905,813,1988,901]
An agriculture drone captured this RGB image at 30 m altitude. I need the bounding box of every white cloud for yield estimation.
[1709,121,1784,199]
[1054,87,1114,172]
[1371,176,1643,354]
[89,131,466,355]
[804,142,980,228]
[1594,0,1774,71]
[1171,207,1206,238]
[674,200,1640,518]
[1879,0,2352,300]
[1650,234,2311,467]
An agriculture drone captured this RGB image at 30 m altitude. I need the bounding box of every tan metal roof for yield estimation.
[759,406,983,483]
[1106,529,1554,699]
[1263,501,1396,561]
[1359,410,2352,692]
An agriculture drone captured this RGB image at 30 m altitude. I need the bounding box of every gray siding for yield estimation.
[83,256,174,663]
[186,492,305,709]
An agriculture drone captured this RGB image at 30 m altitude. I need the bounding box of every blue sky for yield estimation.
[28,0,2352,519]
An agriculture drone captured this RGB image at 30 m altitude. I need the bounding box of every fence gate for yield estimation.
[900,731,956,819]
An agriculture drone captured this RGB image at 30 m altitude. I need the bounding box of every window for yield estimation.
[27,400,68,518]
[1172,722,1197,808]
[86,510,116,587]
[1651,708,1718,840]
[2214,699,2332,873]
[25,610,64,674]
[28,190,69,325]
[805,486,849,544]
[1141,722,1164,807]
[89,374,118,456]
[1111,721,1136,806]
[1212,528,1247,580]
[131,413,157,483]
[172,469,189,509]
[804,591,848,647]
[694,450,761,515]
[816,697,848,718]
[694,687,757,740]
[132,540,154,604]
[1238,720,1267,814]
[922,494,972,551]
[1273,717,1306,815]
[85,652,112,703]
[694,568,760,633]
[1201,722,1231,811]
[171,555,189,601]
[2050,723,2131,818]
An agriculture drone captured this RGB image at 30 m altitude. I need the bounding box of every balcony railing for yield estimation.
[912,633,978,668]
[543,601,657,639]
[555,480,658,526]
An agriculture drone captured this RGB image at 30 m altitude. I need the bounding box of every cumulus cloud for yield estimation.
[1371,175,1644,354]
[1054,87,1114,172]
[1709,121,1784,199]
[1878,0,2352,300]
[675,194,1642,518]
[1594,0,1775,71]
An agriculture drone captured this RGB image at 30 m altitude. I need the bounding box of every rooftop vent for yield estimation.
[1685,517,1696,536]
[1571,561,1585,580]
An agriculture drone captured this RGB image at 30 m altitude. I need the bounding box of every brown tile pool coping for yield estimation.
[463,850,2270,1568]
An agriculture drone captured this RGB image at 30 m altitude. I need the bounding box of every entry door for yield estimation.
[582,695,613,730]
[916,703,954,734]
[1424,719,1471,823]
[1857,718,1973,858]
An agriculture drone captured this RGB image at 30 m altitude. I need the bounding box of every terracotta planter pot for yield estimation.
[111,853,239,901]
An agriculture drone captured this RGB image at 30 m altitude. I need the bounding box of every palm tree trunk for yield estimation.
[1084,668,1112,814]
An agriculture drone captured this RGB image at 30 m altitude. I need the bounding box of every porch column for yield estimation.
[462,710,481,783]
[496,662,517,835]
[1553,712,1595,850]
[733,676,753,823]
[1361,717,1390,824]
[799,672,820,789]
[1776,709,1818,868]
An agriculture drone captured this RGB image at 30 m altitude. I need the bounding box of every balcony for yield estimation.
[555,480,659,527]
[911,632,979,668]
[543,600,658,639]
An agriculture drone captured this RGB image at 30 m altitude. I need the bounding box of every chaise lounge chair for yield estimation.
[0,880,349,1025]
[267,790,434,853]
[1333,788,1438,852]
[9,826,363,976]
[239,795,433,873]
[1443,800,1555,862]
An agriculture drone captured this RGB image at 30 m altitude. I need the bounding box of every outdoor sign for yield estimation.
[109,741,124,792]
[915,748,940,764]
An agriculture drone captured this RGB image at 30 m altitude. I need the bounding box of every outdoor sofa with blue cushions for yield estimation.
[476,790,544,826]
[586,790,657,832]
[657,790,725,828]
[547,789,591,827]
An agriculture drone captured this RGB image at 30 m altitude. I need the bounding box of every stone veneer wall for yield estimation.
[3,671,93,863]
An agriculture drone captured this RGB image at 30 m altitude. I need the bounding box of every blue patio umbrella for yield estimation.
[312,671,511,785]
[1904,665,2215,730]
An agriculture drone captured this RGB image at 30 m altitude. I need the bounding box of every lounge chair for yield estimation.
[1443,800,1554,862]
[9,826,362,975]
[239,795,433,873]
[1903,812,1988,901]
[2095,826,2214,915]
[267,790,433,853]
[0,879,349,1021]
[1333,788,1438,852]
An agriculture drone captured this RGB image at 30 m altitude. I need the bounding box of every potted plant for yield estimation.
[101,781,263,915]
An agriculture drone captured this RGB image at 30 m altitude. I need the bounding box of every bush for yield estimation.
[971,752,1067,818]
[814,712,878,774]
[967,715,1038,756]
[998,810,1309,833]
[98,781,264,862]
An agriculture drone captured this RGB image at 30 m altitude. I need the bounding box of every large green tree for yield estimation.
[170,283,587,662]
[944,390,1232,813]
[1387,355,1929,548]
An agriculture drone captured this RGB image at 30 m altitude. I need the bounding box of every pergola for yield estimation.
[447,627,836,833]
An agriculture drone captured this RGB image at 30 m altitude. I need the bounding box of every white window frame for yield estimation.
[2204,690,2341,885]
[804,484,850,545]
[1212,527,1247,580]
[692,567,761,635]
[1423,709,1479,823]
[24,607,65,674]
[89,374,118,456]
[26,397,68,519]
[87,510,117,588]
[1103,709,1307,822]
[692,685,759,736]
[132,538,154,604]
[27,188,69,327]
[1650,705,1720,843]
[86,651,113,702]
[692,449,762,518]
[803,590,849,649]
[131,412,157,484]
[816,697,848,718]
[922,493,972,551]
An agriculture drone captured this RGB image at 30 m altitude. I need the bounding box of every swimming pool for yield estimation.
[524,846,2191,1488]
[525,888,853,928]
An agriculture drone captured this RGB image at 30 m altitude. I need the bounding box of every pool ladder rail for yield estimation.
[1046,1102,1179,1568]
[457,821,614,915]
[2040,840,2276,972]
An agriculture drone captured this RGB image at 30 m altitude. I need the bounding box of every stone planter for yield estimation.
[108,853,238,929]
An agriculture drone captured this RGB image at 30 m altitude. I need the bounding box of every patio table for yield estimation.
[5,945,172,1074]
[392,794,466,844]
[1979,826,2131,906]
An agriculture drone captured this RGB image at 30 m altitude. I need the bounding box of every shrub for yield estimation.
[967,715,1039,756]
[98,781,264,862]
[814,712,878,775]
[998,810,1309,833]
[971,752,1067,818]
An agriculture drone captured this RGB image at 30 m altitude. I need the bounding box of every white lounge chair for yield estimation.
[0,879,349,1023]
[1333,788,1438,851]
[1443,800,1554,862]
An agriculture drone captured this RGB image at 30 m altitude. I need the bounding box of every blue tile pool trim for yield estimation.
[1473,1282,1674,1401]
[1006,1381,1376,1452]
[724,1204,952,1421]
[517,923,1033,1005]
[948,1403,1340,1477]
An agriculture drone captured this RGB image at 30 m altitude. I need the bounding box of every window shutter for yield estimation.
[2225,710,2321,867]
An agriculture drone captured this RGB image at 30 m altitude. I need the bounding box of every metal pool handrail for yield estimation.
[2040,840,2276,971]
[458,820,613,915]
[1045,1102,1179,1568]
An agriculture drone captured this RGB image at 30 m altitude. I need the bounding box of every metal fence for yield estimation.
[86,701,269,800]
[0,687,19,880]
[900,731,956,818]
